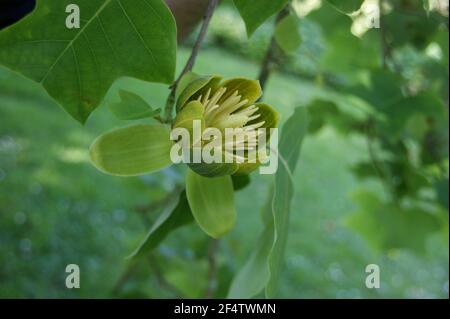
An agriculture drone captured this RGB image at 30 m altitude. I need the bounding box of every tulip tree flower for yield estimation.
[89,74,279,238]
[173,75,279,177]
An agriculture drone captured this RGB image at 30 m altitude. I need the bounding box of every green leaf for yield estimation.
[435,178,449,210]
[109,89,160,120]
[346,190,443,253]
[384,6,442,49]
[266,107,308,298]
[185,169,236,238]
[228,224,273,298]
[351,70,404,110]
[129,190,194,258]
[233,0,289,36]
[381,93,446,140]
[90,123,173,176]
[228,107,308,298]
[0,0,177,123]
[274,14,302,54]
[325,0,364,13]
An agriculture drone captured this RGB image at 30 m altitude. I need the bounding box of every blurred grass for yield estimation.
[0,47,448,298]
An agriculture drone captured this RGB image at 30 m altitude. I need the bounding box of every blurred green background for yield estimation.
[0,0,448,298]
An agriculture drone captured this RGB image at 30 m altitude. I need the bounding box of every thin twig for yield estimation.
[111,261,138,296]
[258,6,290,93]
[163,0,219,123]
[365,121,393,200]
[134,184,183,214]
[205,239,220,298]
[379,0,401,73]
[149,255,184,298]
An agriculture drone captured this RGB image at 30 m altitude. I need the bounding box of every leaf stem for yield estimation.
[379,0,401,73]
[365,120,394,201]
[163,0,219,123]
[257,6,290,94]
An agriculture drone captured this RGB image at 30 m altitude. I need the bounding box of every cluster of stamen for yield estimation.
[196,87,266,155]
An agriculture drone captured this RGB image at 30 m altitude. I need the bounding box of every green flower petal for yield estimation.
[233,103,279,175]
[173,100,205,134]
[177,75,222,111]
[186,169,236,238]
[233,161,260,176]
[188,162,239,177]
[219,77,262,105]
[176,72,202,101]
[89,124,173,176]
[252,102,280,135]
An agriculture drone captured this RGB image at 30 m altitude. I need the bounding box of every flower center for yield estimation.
[195,86,266,157]
[196,86,265,130]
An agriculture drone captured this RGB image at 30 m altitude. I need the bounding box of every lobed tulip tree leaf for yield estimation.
[233,0,289,37]
[228,107,308,298]
[0,0,177,123]
[325,0,364,13]
[274,14,302,54]
[89,123,174,176]
[186,169,236,238]
[109,89,161,120]
[346,190,443,253]
[129,190,194,259]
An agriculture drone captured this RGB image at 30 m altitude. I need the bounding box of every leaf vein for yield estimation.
[115,0,157,67]
[40,0,112,84]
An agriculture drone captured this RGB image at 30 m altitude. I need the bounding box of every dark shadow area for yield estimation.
[0,0,36,30]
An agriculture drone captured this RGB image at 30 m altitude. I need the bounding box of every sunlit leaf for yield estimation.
[0,0,177,123]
